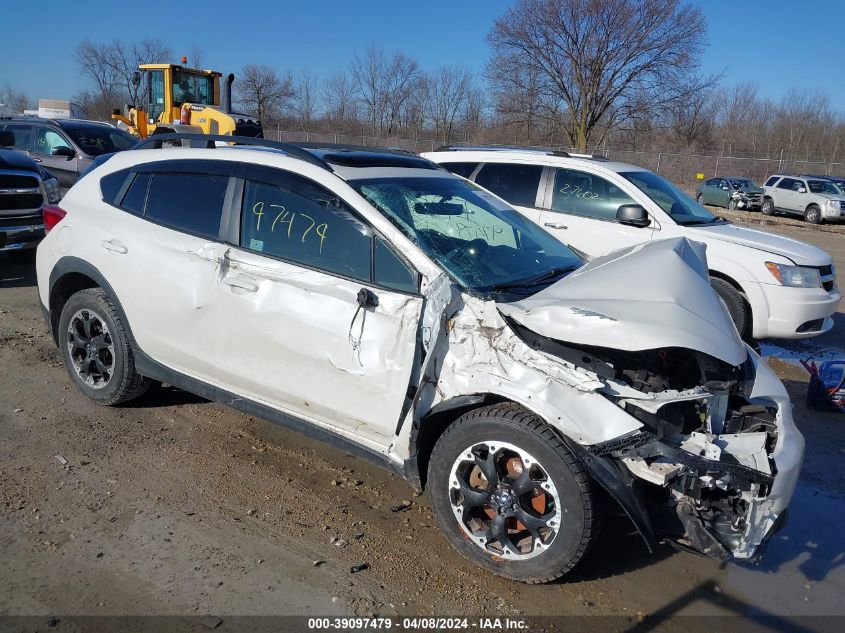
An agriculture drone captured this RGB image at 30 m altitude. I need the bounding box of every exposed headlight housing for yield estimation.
[825,198,839,208]
[765,262,822,288]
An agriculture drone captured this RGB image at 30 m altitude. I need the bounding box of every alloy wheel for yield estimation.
[447,440,562,560]
[66,309,115,389]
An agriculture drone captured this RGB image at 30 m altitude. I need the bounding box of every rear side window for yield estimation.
[705,178,719,186]
[475,163,543,207]
[120,172,150,216]
[1,124,33,149]
[100,168,131,204]
[765,176,779,187]
[776,178,796,190]
[439,162,479,179]
[145,173,228,238]
[240,173,372,283]
[550,167,635,220]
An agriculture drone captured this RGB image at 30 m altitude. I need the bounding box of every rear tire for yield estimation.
[428,403,597,583]
[804,205,822,224]
[710,276,750,339]
[58,288,149,405]
[761,198,775,215]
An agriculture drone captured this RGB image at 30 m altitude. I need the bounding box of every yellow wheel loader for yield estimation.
[112,58,263,139]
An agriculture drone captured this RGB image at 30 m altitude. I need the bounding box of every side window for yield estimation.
[475,163,543,207]
[792,180,806,192]
[550,168,635,221]
[100,168,131,204]
[439,162,479,179]
[705,178,719,186]
[1,124,33,149]
[145,173,228,238]
[240,173,372,283]
[765,176,779,187]
[148,70,166,122]
[374,236,418,293]
[120,173,150,215]
[776,178,795,190]
[33,127,72,155]
[719,179,729,189]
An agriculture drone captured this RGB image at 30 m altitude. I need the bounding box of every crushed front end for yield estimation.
[586,343,802,560]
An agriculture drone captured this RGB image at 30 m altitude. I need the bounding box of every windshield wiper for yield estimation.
[492,266,577,292]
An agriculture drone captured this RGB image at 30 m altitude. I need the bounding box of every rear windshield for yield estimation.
[64,126,136,156]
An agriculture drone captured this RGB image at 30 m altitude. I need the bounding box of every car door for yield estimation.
[473,162,546,226]
[772,177,799,213]
[96,160,237,384]
[213,164,423,448]
[537,165,658,256]
[717,178,732,206]
[701,179,716,204]
[31,125,78,187]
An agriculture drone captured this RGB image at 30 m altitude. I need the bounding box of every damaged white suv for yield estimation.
[36,135,803,583]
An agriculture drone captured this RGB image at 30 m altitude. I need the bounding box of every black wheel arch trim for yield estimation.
[48,257,138,348]
[558,434,658,554]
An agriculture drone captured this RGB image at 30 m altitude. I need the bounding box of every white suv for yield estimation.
[36,135,802,582]
[423,148,840,340]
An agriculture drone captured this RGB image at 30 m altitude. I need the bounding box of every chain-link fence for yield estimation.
[266,127,845,193]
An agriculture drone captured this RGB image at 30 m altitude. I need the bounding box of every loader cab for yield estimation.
[136,63,222,126]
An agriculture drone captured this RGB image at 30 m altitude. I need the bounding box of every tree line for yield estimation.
[7,0,844,164]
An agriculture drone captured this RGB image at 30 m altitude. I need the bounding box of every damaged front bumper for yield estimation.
[593,347,803,561]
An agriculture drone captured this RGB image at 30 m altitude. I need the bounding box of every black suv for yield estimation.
[0,131,61,252]
[0,117,136,189]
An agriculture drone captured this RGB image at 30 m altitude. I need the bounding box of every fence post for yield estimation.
[655,152,663,174]
[714,153,720,177]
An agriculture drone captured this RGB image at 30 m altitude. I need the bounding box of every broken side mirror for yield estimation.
[798,187,807,193]
[616,204,651,228]
[51,146,75,159]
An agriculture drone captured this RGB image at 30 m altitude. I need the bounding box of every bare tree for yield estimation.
[292,71,319,131]
[0,83,33,114]
[488,0,709,151]
[322,71,358,131]
[350,46,420,136]
[189,44,206,70]
[75,38,172,108]
[235,64,294,121]
[426,66,473,143]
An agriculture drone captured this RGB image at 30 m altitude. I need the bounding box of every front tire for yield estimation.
[428,403,597,583]
[697,194,706,205]
[58,288,149,405]
[728,199,738,211]
[804,205,822,224]
[710,276,750,339]
[761,198,775,215]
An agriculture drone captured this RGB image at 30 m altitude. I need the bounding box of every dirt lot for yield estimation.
[1,211,843,629]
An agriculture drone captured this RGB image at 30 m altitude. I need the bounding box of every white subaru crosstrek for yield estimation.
[423,148,841,340]
[36,135,802,583]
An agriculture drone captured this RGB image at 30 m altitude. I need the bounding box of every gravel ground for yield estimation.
[1,211,843,628]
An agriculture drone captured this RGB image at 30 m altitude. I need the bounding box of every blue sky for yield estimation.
[2,0,844,108]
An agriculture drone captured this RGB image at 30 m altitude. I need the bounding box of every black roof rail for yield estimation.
[131,133,334,172]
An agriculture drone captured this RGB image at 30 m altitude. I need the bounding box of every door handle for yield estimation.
[222,275,259,293]
[100,239,128,254]
[544,222,568,230]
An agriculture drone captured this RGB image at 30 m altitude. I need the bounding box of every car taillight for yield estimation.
[43,204,67,233]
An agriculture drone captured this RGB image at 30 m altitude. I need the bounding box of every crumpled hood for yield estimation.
[497,237,747,366]
[684,222,832,266]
